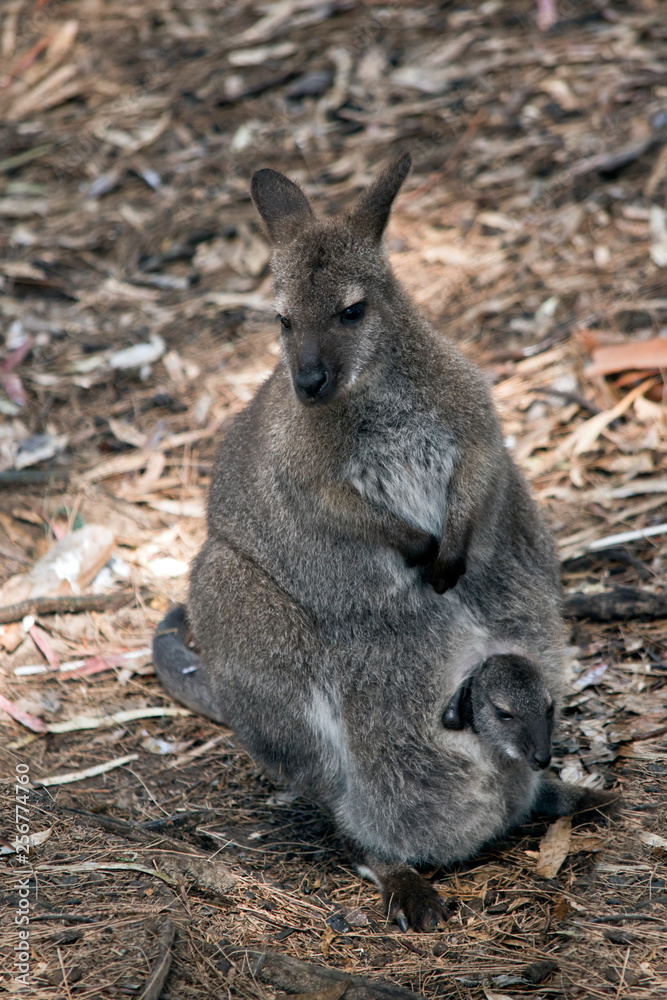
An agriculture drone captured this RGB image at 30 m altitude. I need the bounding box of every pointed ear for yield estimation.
[251,168,314,243]
[442,677,473,731]
[349,152,411,243]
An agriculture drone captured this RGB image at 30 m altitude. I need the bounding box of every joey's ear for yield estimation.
[349,152,411,243]
[251,169,313,243]
[442,677,473,731]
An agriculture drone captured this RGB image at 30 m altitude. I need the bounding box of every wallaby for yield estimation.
[153,154,613,931]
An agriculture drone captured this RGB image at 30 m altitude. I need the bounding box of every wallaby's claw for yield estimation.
[383,871,448,933]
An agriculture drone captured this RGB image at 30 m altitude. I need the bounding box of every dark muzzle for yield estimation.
[295,363,329,401]
[530,749,552,771]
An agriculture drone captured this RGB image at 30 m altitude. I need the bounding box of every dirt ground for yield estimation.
[1,1,667,997]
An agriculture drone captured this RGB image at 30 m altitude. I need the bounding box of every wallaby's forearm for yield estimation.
[429,442,504,593]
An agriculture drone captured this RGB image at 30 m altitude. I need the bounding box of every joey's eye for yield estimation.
[340,301,365,324]
[494,707,513,722]
[277,314,292,331]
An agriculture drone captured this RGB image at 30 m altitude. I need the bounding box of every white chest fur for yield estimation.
[345,423,455,538]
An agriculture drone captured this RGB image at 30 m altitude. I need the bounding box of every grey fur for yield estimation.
[153,155,610,931]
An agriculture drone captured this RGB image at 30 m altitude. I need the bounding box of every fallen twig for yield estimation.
[590,913,665,924]
[140,809,216,832]
[36,753,139,786]
[530,385,602,415]
[586,523,667,552]
[0,468,71,487]
[0,590,136,625]
[57,946,74,1000]
[140,916,176,1000]
[284,980,351,1000]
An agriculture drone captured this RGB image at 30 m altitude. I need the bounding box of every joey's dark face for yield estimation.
[469,655,555,772]
[271,225,389,406]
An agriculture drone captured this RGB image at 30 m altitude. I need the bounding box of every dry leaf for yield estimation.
[0,827,52,856]
[0,622,23,652]
[107,419,148,449]
[649,204,667,266]
[566,379,655,456]
[570,833,605,852]
[320,924,334,959]
[0,693,49,732]
[551,897,573,921]
[0,524,114,604]
[525,816,572,878]
[585,338,667,378]
[638,831,667,850]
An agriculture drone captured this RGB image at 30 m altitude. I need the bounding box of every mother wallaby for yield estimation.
[154,154,608,930]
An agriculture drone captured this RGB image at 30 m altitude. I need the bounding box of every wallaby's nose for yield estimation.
[295,364,329,401]
[531,749,551,771]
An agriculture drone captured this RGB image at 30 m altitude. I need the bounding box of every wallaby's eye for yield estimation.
[494,707,513,722]
[277,314,292,331]
[340,302,366,324]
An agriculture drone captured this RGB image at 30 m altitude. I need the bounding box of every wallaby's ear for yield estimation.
[251,168,314,243]
[349,152,411,243]
[442,677,473,731]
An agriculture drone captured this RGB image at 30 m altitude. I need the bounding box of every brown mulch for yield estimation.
[1,1,667,998]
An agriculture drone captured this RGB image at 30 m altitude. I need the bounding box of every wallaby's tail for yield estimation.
[152,604,228,724]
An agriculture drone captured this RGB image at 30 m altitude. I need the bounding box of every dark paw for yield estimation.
[383,870,448,933]
[426,555,466,594]
[402,532,440,569]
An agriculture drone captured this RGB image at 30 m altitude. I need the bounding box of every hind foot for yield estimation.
[359,855,448,932]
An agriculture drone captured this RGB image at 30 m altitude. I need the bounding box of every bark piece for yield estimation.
[234,950,425,1000]
[564,587,667,622]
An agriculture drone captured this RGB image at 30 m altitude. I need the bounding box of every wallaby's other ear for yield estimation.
[349,152,411,243]
[442,677,473,731]
[251,168,313,243]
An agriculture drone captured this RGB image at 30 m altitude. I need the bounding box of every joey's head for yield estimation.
[250,153,411,406]
[442,655,555,772]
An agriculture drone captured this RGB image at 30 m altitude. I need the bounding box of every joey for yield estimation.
[443,654,619,814]
[357,655,617,932]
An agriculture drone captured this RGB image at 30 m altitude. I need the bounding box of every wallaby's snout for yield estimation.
[530,746,552,772]
[295,360,329,402]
